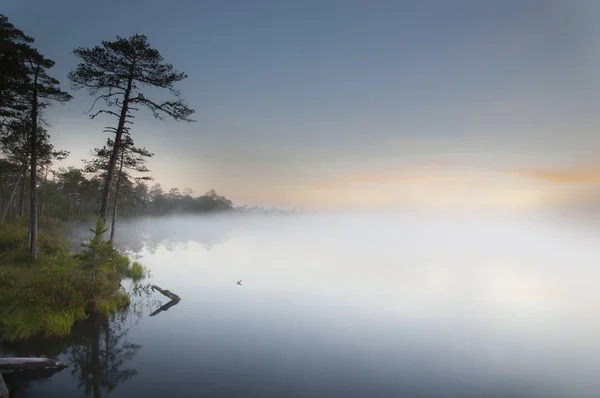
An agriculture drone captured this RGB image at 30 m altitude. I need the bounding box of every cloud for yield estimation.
[296,160,550,210]
[310,159,490,191]
[511,162,600,183]
[311,172,460,190]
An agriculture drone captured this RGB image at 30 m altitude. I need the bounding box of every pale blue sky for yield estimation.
[3,0,600,208]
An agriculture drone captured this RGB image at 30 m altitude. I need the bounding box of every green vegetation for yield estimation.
[0,11,297,346]
[0,14,179,342]
[0,13,258,344]
[0,217,146,341]
[126,261,146,282]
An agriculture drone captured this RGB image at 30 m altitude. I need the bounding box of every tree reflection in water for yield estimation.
[68,215,233,256]
[3,216,232,395]
[1,290,153,398]
[112,218,231,254]
[69,314,141,398]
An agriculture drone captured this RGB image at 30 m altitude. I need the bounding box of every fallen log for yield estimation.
[151,285,181,302]
[0,357,66,371]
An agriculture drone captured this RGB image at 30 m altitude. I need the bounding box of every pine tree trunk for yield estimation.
[40,166,49,217]
[29,68,39,261]
[104,317,110,380]
[1,163,26,223]
[99,65,135,223]
[18,167,26,217]
[110,150,125,242]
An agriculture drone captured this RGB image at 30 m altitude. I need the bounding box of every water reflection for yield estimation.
[70,315,141,398]
[15,212,600,396]
[68,215,234,255]
[1,307,143,398]
[0,367,65,398]
[148,299,180,317]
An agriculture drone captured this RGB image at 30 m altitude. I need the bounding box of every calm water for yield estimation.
[3,211,600,397]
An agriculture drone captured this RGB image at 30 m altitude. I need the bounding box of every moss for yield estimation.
[0,218,146,341]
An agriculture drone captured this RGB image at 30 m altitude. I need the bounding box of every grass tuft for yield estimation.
[125,261,145,281]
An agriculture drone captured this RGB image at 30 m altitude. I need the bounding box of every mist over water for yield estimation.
[9,210,600,397]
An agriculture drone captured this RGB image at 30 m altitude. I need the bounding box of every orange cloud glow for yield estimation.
[512,162,600,183]
[183,159,600,210]
[297,161,549,210]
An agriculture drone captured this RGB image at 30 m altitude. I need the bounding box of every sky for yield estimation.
[3,0,600,210]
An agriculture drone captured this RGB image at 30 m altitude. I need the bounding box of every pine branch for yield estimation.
[129,94,194,122]
[89,109,121,119]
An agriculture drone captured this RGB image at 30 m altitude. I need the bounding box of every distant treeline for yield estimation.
[0,164,229,219]
[0,164,298,220]
[0,12,299,235]
[0,12,293,342]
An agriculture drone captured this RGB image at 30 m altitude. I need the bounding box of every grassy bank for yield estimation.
[0,217,145,341]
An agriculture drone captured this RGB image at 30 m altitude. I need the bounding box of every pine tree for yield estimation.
[23,49,71,259]
[0,15,71,258]
[84,133,153,241]
[68,34,194,223]
[0,14,32,123]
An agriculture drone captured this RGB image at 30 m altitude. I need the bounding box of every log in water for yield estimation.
[0,357,66,371]
[151,285,182,302]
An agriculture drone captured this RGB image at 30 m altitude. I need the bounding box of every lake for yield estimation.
[2,210,600,397]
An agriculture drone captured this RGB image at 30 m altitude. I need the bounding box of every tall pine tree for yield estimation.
[0,14,32,123]
[68,34,194,224]
[21,36,72,259]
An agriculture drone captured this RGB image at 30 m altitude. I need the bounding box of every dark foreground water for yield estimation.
[2,211,600,397]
